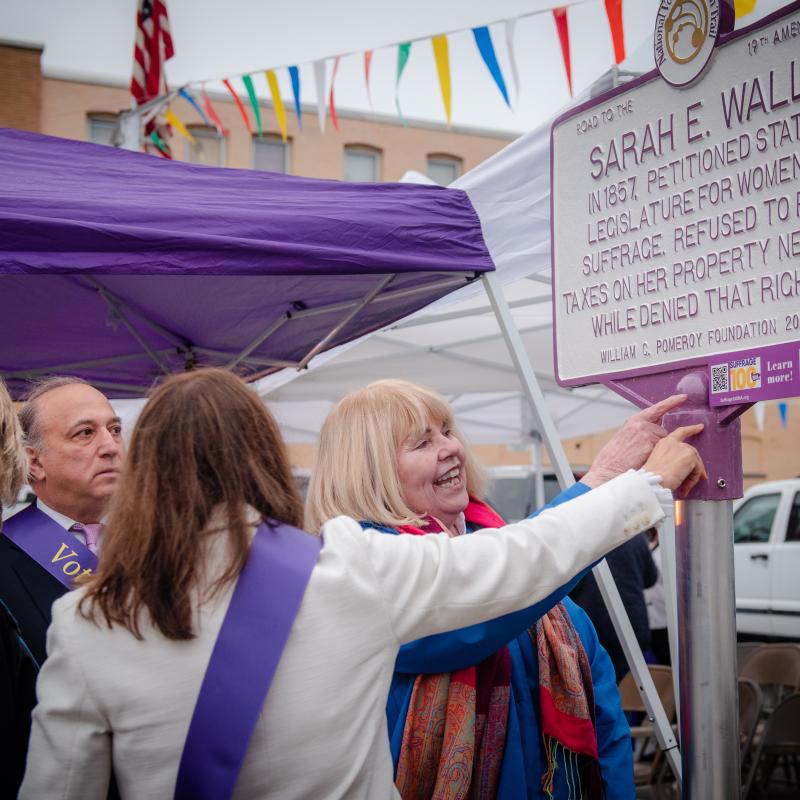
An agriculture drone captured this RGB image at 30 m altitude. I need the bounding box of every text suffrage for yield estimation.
[552,10,800,383]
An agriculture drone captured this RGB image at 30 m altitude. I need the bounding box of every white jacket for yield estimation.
[21,471,664,799]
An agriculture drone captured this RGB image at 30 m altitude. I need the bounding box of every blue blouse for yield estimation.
[373,483,635,799]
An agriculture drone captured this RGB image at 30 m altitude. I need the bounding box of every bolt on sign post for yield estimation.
[551,1,800,797]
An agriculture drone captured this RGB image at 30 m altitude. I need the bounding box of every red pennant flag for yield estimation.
[604,0,626,64]
[553,7,572,97]
[328,56,341,133]
[222,78,253,135]
[364,50,374,105]
[201,85,229,136]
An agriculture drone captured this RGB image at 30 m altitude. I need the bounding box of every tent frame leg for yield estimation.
[481,272,681,781]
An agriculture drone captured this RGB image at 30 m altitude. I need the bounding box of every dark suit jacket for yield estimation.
[0,532,66,666]
[570,532,658,683]
[0,600,38,800]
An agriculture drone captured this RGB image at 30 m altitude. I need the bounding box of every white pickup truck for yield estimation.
[734,479,800,640]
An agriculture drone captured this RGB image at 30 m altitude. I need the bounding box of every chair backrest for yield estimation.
[739,645,800,696]
[737,678,762,758]
[761,692,800,748]
[743,691,800,799]
[737,642,765,673]
[619,665,675,721]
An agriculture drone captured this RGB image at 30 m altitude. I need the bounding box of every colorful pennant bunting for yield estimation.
[734,0,757,17]
[162,2,632,142]
[266,70,288,142]
[504,19,521,103]
[431,35,452,127]
[222,78,253,135]
[288,65,302,129]
[178,88,211,127]
[201,85,228,136]
[604,0,625,64]
[329,56,341,133]
[242,74,263,137]
[553,7,573,97]
[778,401,789,427]
[395,42,412,124]
[472,26,509,107]
[164,107,195,143]
[313,60,327,133]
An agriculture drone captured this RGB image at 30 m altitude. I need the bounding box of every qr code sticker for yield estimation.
[711,363,729,393]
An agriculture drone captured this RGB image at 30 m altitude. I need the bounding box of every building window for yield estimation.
[87,114,117,146]
[426,154,462,185]
[253,135,289,173]
[184,125,223,166]
[344,145,381,182]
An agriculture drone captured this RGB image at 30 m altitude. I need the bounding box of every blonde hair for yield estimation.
[0,379,27,508]
[305,380,486,531]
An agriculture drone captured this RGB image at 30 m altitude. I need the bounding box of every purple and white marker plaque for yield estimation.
[551,2,800,408]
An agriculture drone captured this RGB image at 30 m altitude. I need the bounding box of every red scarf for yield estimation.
[395,499,601,799]
[394,505,510,800]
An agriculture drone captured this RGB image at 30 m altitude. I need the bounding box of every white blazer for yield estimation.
[21,471,664,800]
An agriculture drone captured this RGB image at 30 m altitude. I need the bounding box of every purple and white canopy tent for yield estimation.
[0,128,494,398]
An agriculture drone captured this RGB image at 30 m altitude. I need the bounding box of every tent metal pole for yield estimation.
[481,271,681,779]
[532,432,545,509]
[93,286,171,375]
[297,274,395,369]
[392,294,551,330]
[226,315,291,369]
[0,349,176,378]
[84,278,188,349]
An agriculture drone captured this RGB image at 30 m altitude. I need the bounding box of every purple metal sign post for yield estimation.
[608,366,746,800]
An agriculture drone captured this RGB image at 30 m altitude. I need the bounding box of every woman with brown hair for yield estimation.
[22,368,703,800]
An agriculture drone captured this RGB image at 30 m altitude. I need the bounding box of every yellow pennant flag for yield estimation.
[734,0,756,17]
[266,70,288,143]
[164,108,195,144]
[431,35,451,127]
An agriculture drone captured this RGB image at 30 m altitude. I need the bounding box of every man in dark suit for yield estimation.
[570,530,658,683]
[0,377,124,665]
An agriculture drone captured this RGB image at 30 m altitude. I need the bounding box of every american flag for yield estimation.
[131,0,174,155]
[131,0,174,105]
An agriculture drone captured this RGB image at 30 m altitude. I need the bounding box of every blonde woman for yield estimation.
[0,378,37,798]
[23,370,701,799]
[306,380,700,800]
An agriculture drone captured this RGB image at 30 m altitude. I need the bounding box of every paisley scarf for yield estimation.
[391,498,601,800]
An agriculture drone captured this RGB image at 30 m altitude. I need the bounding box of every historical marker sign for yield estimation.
[551,2,800,406]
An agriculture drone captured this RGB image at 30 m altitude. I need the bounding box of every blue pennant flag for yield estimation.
[179,88,211,127]
[472,26,510,107]
[288,66,302,129]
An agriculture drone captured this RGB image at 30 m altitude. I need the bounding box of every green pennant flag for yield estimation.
[395,42,411,125]
[242,74,263,137]
[149,130,169,155]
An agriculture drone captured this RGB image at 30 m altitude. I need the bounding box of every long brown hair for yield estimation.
[80,368,303,641]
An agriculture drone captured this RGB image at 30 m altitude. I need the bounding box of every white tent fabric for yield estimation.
[255,78,640,442]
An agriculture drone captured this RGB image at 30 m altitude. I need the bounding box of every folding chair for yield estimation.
[738,644,800,714]
[738,678,763,786]
[743,693,800,799]
[618,665,676,788]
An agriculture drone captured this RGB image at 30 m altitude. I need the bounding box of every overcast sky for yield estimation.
[1,0,785,133]
[2,0,666,133]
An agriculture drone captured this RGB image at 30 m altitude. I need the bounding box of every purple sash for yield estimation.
[2,504,98,588]
[174,521,322,800]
